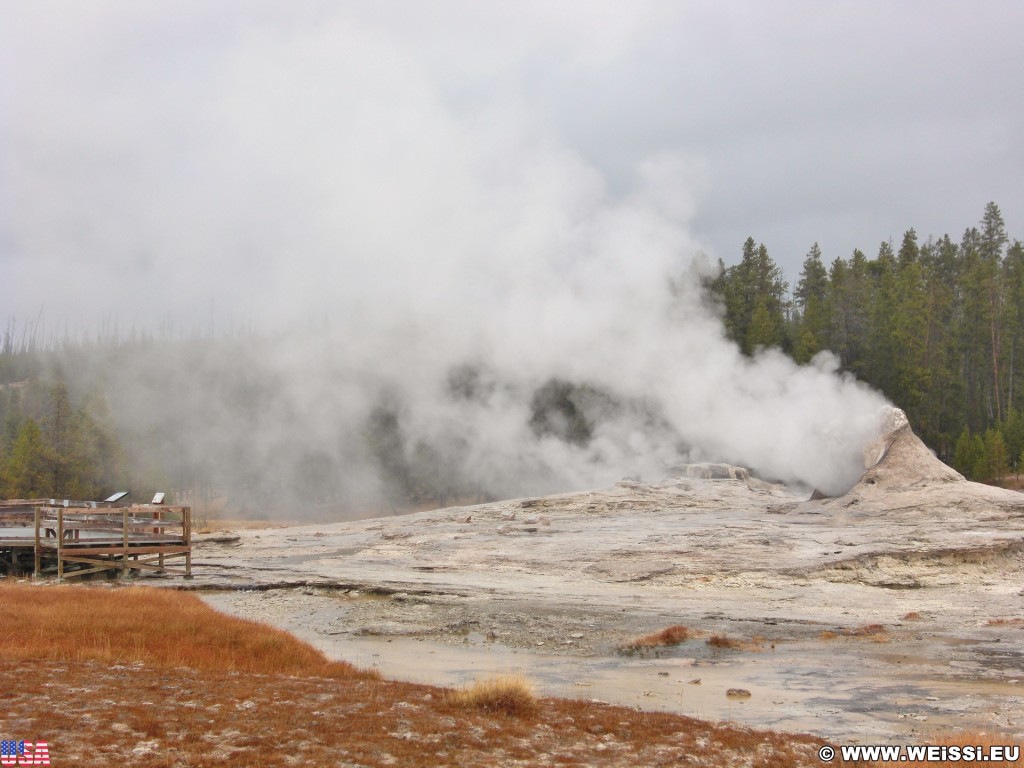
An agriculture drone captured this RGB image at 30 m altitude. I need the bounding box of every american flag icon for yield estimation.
[0,740,50,766]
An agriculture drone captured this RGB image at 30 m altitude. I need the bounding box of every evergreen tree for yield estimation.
[42,381,75,497]
[825,256,850,361]
[712,252,746,347]
[890,230,930,413]
[827,250,871,374]
[980,203,1009,420]
[714,238,788,354]
[953,427,980,477]
[793,243,830,362]
[865,241,900,396]
[982,428,1009,482]
[747,298,781,351]
[969,433,988,481]
[1002,408,1024,474]
[959,226,994,428]
[916,235,962,456]
[1002,241,1024,416]
[3,419,49,498]
[795,243,829,307]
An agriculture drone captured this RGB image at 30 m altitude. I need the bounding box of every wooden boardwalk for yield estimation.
[0,502,192,580]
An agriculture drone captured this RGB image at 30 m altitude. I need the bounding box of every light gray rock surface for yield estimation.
[193,412,1024,742]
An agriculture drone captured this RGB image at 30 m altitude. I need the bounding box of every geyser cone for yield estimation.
[856,407,964,492]
[806,407,957,500]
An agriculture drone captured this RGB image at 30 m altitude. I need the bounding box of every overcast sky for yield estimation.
[1,1,1022,330]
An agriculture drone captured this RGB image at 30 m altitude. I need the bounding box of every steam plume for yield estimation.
[0,5,890,512]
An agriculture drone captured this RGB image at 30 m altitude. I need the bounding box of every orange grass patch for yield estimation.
[846,623,886,636]
[617,624,691,654]
[706,632,767,652]
[707,633,742,649]
[820,623,890,642]
[0,583,372,678]
[845,623,889,642]
[985,617,1024,627]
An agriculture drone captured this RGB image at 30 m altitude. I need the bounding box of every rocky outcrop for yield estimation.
[668,463,751,481]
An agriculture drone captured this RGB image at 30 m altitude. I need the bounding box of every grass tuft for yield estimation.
[706,633,741,649]
[447,674,539,717]
[846,623,886,636]
[845,623,888,642]
[819,623,889,644]
[618,624,690,654]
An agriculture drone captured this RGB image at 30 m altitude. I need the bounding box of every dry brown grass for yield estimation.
[617,624,691,654]
[845,623,889,642]
[820,623,889,643]
[846,623,886,636]
[446,674,539,717]
[620,625,768,655]
[902,611,922,621]
[999,474,1024,491]
[2,653,832,767]
[706,632,768,652]
[0,582,373,678]
[706,633,742,649]
[985,617,1024,627]
[645,623,691,645]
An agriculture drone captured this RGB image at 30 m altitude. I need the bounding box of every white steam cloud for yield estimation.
[0,4,889,509]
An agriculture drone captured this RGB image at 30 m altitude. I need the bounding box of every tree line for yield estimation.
[711,201,1024,482]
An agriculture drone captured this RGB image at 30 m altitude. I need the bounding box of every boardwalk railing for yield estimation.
[28,505,192,580]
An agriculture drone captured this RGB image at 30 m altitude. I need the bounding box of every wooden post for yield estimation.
[57,508,64,581]
[33,506,41,577]
[156,505,165,571]
[122,507,130,579]
[184,507,192,579]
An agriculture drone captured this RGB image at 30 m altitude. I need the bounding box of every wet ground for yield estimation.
[201,580,1024,744]
[188,451,1024,744]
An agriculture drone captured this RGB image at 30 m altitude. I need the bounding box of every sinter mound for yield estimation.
[825,406,1022,513]
[857,407,964,492]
